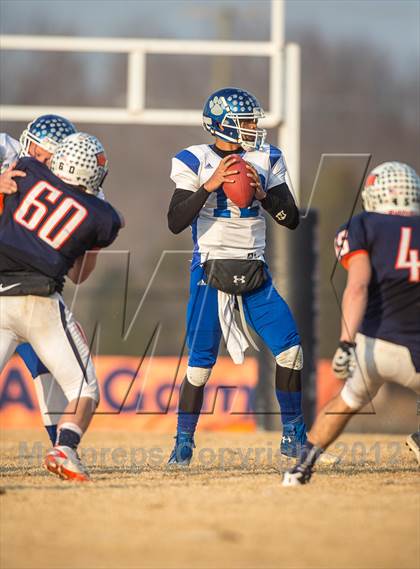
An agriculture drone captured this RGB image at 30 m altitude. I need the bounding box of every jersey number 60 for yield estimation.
[14,181,88,250]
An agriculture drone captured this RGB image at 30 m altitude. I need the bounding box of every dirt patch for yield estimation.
[1,430,418,569]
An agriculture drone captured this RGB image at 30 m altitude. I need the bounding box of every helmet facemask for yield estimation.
[362,162,420,216]
[19,129,58,157]
[220,109,266,151]
[19,115,77,158]
[202,88,267,151]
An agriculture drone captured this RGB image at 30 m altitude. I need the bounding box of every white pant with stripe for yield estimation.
[341,333,420,409]
[0,293,99,403]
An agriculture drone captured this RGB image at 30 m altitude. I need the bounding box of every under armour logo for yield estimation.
[233,275,246,285]
[276,210,287,221]
[282,436,292,444]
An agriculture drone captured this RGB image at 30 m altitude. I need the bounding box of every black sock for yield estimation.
[275,365,303,424]
[299,441,323,468]
[177,377,204,435]
[57,428,81,450]
[179,377,204,414]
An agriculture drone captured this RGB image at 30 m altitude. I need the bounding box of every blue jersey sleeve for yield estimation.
[334,213,369,269]
[94,203,122,248]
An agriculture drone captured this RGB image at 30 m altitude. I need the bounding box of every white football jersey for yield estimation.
[0,133,20,174]
[170,143,287,267]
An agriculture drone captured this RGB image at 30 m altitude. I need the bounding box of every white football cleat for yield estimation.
[282,464,313,487]
[317,451,340,466]
[44,445,90,482]
[406,432,420,466]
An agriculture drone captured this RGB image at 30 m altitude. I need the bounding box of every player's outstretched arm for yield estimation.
[339,253,371,343]
[332,252,371,379]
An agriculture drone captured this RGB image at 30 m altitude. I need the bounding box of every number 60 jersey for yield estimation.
[0,157,121,285]
[335,210,420,370]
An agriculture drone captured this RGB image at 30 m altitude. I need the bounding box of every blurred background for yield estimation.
[1,0,419,433]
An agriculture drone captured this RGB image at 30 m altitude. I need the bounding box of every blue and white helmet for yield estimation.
[202,87,266,151]
[19,114,77,156]
[362,162,420,215]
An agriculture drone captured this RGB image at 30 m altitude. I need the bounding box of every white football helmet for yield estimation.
[362,161,420,215]
[50,132,108,195]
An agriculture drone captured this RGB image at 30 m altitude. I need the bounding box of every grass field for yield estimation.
[0,429,419,569]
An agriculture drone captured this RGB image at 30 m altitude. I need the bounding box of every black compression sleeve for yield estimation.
[167,187,210,234]
[260,183,299,229]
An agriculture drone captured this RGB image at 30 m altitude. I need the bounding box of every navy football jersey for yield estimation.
[335,211,420,369]
[0,157,121,283]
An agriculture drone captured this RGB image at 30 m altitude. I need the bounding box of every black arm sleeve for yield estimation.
[167,187,210,234]
[260,183,299,229]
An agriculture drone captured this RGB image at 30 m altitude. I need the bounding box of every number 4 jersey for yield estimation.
[335,211,420,369]
[0,157,121,285]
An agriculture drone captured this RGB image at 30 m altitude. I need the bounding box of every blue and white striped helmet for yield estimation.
[19,114,77,156]
[202,87,266,151]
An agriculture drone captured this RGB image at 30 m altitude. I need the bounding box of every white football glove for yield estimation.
[332,341,356,379]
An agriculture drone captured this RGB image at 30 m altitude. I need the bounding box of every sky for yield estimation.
[0,0,419,76]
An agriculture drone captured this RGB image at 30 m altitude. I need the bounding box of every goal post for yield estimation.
[0,0,301,199]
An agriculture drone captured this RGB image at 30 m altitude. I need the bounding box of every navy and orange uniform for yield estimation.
[0,157,121,288]
[335,211,420,369]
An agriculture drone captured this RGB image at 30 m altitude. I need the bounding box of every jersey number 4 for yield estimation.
[395,227,419,282]
[14,181,87,250]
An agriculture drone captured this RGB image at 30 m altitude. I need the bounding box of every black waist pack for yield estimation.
[203,259,267,294]
[0,272,58,296]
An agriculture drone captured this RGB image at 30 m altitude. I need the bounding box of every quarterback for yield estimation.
[167,87,307,464]
[0,133,122,481]
[283,161,420,485]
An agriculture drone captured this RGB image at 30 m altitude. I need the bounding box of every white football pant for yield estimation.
[34,372,68,427]
[0,293,99,404]
[341,333,420,409]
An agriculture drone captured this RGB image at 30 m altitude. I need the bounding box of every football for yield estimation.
[223,155,255,208]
